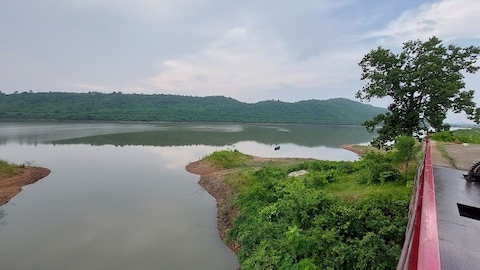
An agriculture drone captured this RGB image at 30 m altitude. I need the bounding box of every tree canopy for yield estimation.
[0,92,386,125]
[356,36,480,146]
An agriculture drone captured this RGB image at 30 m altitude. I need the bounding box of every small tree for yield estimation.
[394,136,419,181]
[357,36,480,147]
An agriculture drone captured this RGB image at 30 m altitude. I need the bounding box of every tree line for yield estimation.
[0,92,386,125]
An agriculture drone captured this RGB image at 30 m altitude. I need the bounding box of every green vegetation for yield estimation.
[435,143,456,168]
[393,136,421,181]
[207,145,416,269]
[206,148,249,168]
[53,125,374,148]
[431,128,480,144]
[0,92,386,125]
[357,36,480,147]
[0,160,22,177]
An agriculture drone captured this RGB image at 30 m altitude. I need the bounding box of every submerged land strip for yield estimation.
[0,166,51,206]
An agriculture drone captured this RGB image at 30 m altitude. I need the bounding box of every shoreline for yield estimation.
[185,154,326,255]
[186,159,241,254]
[339,144,369,155]
[0,167,51,206]
[186,141,471,262]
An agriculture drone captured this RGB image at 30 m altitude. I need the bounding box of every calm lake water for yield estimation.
[0,122,375,270]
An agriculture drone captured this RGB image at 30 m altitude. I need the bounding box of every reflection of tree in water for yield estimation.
[53,125,376,148]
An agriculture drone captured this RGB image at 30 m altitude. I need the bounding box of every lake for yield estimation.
[0,122,375,270]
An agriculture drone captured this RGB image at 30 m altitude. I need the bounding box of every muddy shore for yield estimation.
[186,160,241,253]
[0,167,51,206]
[186,155,310,254]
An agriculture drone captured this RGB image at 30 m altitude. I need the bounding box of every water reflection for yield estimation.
[0,122,375,269]
[0,144,239,270]
[51,124,374,148]
[0,122,375,148]
[0,209,5,231]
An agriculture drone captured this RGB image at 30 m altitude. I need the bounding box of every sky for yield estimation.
[1,0,479,123]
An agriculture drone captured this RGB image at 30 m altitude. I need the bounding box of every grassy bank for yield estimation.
[431,128,480,144]
[203,148,415,269]
[0,160,23,178]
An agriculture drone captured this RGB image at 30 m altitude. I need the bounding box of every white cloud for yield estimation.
[69,0,205,20]
[366,0,480,44]
[149,26,364,102]
[77,83,116,92]
[148,145,221,170]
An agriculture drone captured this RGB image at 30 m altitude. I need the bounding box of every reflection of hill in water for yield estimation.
[53,125,375,148]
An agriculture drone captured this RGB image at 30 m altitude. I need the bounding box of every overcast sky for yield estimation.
[1,0,479,122]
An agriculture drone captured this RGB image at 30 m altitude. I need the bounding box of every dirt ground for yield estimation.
[0,167,51,206]
[429,140,480,171]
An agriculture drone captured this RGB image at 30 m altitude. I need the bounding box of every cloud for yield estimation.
[365,0,480,44]
[77,83,116,92]
[148,26,364,102]
[3,0,478,115]
[147,145,221,170]
[68,0,207,20]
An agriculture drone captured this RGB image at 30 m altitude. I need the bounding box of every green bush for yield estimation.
[229,158,410,269]
[357,151,401,184]
[431,128,480,144]
[254,165,287,180]
[430,131,455,142]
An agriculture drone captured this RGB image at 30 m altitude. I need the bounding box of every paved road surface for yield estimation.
[434,166,480,270]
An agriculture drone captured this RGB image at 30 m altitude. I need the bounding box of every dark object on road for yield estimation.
[463,161,480,182]
[458,203,480,221]
[274,146,280,151]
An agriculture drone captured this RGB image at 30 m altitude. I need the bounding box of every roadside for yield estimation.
[430,140,480,171]
[0,167,51,206]
[343,140,480,172]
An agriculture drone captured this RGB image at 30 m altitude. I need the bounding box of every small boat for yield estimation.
[274,146,280,151]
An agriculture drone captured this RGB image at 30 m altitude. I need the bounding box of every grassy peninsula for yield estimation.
[187,146,416,269]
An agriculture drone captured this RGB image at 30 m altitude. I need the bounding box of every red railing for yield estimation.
[396,137,441,270]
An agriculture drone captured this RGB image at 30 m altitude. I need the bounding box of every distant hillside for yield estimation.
[0,92,387,125]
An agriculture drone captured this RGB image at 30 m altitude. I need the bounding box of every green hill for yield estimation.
[0,92,386,125]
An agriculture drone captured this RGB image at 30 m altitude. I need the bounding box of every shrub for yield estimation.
[357,151,401,184]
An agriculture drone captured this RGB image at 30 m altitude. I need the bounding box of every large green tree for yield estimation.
[356,36,480,147]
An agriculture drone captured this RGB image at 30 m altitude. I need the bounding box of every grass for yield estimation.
[225,170,256,195]
[435,142,457,168]
[431,128,480,144]
[204,148,414,209]
[321,172,411,204]
[0,160,23,178]
[205,149,250,169]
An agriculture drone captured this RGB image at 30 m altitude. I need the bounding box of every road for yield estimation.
[431,142,480,269]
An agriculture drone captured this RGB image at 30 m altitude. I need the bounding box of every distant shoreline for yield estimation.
[339,144,368,155]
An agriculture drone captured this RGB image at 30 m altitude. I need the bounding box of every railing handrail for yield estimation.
[396,137,441,270]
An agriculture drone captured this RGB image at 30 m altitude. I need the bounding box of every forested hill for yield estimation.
[0,92,386,125]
